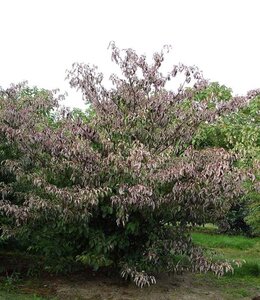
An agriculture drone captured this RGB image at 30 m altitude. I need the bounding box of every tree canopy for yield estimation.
[0,44,259,286]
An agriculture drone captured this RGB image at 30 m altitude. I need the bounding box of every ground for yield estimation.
[52,273,260,300]
[0,230,259,300]
[0,271,259,300]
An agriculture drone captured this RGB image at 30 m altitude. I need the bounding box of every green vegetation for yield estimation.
[0,272,56,299]
[192,232,260,276]
[194,92,260,236]
[0,291,47,300]
[194,273,260,299]
[0,44,259,294]
[0,232,259,299]
[2,46,256,287]
[192,232,260,251]
[192,230,260,298]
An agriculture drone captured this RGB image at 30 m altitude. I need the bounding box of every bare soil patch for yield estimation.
[42,272,257,300]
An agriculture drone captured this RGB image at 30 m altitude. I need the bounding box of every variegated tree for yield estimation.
[0,44,258,286]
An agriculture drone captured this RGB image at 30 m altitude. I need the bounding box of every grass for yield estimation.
[193,273,260,299]
[191,229,260,298]
[191,231,260,277]
[0,273,57,299]
[0,291,47,300]
[192,231,260,250]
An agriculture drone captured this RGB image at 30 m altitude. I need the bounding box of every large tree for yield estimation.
[0,45,258,286]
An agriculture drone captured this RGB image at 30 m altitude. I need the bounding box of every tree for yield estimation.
[0,45,258,286]
[194,88,260,235]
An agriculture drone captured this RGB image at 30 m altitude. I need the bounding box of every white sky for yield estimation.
[1,0,259,109]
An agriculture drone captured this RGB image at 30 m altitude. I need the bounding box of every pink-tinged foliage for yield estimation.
[0,45,259,286]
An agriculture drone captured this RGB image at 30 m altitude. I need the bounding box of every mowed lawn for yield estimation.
[191,230,260,299]
[192,231,260,276]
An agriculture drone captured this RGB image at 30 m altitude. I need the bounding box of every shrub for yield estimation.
[0,45,258,286]
[216,202,251,235]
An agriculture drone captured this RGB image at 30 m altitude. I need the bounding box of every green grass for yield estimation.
[0,289,57,300]
[194,273,260,299]
[0,275,57,300]
[192,231,260,278]
[192,232,260,250]
[191,231,260,298]
[0,291,47,300]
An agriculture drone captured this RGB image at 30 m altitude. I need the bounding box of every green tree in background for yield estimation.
[194,84,260,235]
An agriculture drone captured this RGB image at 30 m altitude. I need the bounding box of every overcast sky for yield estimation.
[1,0,259,109]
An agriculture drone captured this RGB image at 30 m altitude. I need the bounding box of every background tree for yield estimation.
[194,86,260,235]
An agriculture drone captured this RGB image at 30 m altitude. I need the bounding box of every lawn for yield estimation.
[191,231,260,299]
[191,232,260,277]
